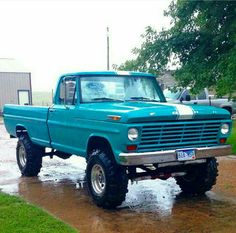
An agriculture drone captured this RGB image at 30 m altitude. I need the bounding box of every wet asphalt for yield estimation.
[0,124,236,233]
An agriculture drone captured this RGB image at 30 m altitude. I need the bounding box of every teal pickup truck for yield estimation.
[3,71,233,208]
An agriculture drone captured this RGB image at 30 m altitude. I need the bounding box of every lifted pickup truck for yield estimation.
[3,71,233,208]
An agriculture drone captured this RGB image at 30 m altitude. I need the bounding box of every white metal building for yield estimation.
[0,58,32,114]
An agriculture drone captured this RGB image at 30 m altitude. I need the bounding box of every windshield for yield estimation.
[80,76,162,103]
[163,88,181,100]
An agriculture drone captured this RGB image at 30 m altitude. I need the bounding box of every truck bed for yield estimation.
[3,104,51,147]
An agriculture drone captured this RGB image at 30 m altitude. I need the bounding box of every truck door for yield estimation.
[47,76,80,155]
[195,89,209,106]
[181,89,209,106]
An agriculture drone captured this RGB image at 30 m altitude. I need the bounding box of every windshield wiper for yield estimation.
[92,97,123,102]
[126,97,159,102]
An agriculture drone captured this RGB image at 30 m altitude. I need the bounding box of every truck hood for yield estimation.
[79,101,230,123]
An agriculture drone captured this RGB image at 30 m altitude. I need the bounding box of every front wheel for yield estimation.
[175,158,218,195]
[86,149,128,209]
[16,135,44,176]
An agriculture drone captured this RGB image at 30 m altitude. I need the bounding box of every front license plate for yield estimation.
[176,149,196,161]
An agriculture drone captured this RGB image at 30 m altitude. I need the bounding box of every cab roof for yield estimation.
[60,71,155,78]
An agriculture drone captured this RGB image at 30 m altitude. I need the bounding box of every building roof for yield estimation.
[0,58,30,73]
[158,70,176,88]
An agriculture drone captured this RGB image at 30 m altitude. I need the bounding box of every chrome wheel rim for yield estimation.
[91,164,106,196]
[19,145,26,168]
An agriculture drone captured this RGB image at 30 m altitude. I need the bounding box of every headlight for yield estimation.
[221,123,229,134]
[128,128,138,141]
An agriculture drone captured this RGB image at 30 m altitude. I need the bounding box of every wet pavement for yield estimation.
[0,123,236,233]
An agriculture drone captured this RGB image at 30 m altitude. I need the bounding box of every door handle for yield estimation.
[49,108,56,112]
[194,102,197,104]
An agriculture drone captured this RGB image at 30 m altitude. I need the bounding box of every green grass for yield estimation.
[227,120,236,154]
[0,192,77,233]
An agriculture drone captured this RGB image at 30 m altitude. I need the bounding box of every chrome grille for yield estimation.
[138,121,221,152]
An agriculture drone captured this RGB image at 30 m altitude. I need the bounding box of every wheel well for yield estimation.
[222,106,232,115]
[16,126,28,137]
[87,136,114,160]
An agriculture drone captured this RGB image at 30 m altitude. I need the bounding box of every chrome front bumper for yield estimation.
[119,145,232,166]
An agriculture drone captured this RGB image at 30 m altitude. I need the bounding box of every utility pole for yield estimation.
[106,27,110,70]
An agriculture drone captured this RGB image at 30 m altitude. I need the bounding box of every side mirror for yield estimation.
[185,94,191,101]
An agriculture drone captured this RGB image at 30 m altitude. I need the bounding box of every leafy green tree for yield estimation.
[119,0,236,97]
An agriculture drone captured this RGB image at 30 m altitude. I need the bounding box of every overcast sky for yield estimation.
[0,0,171,91]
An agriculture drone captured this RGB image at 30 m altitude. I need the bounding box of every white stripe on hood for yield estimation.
[151,102,194,120]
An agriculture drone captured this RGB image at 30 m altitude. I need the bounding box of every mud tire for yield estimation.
[176,158,218,195]
[86,149,128,209]
[16,135,43,176]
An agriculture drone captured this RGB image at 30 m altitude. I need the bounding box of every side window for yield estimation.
[181,90,196,101]
[197,90,207,100]
[59,77,77,105]
[181,90,188,100]
[191,93,196,100]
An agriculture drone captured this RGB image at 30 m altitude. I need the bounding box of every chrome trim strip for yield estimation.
[119,145,232,166]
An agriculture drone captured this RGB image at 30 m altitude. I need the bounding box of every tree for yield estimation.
[119,0,236,97]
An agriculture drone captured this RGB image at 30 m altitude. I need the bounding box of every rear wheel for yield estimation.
[175,158,218,195]
[86,149,128,209]
[16,135,44,176]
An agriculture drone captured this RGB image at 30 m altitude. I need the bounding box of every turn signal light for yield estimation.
[108,115,121,121]
[127,145,137,151]
[219,138,226,144]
